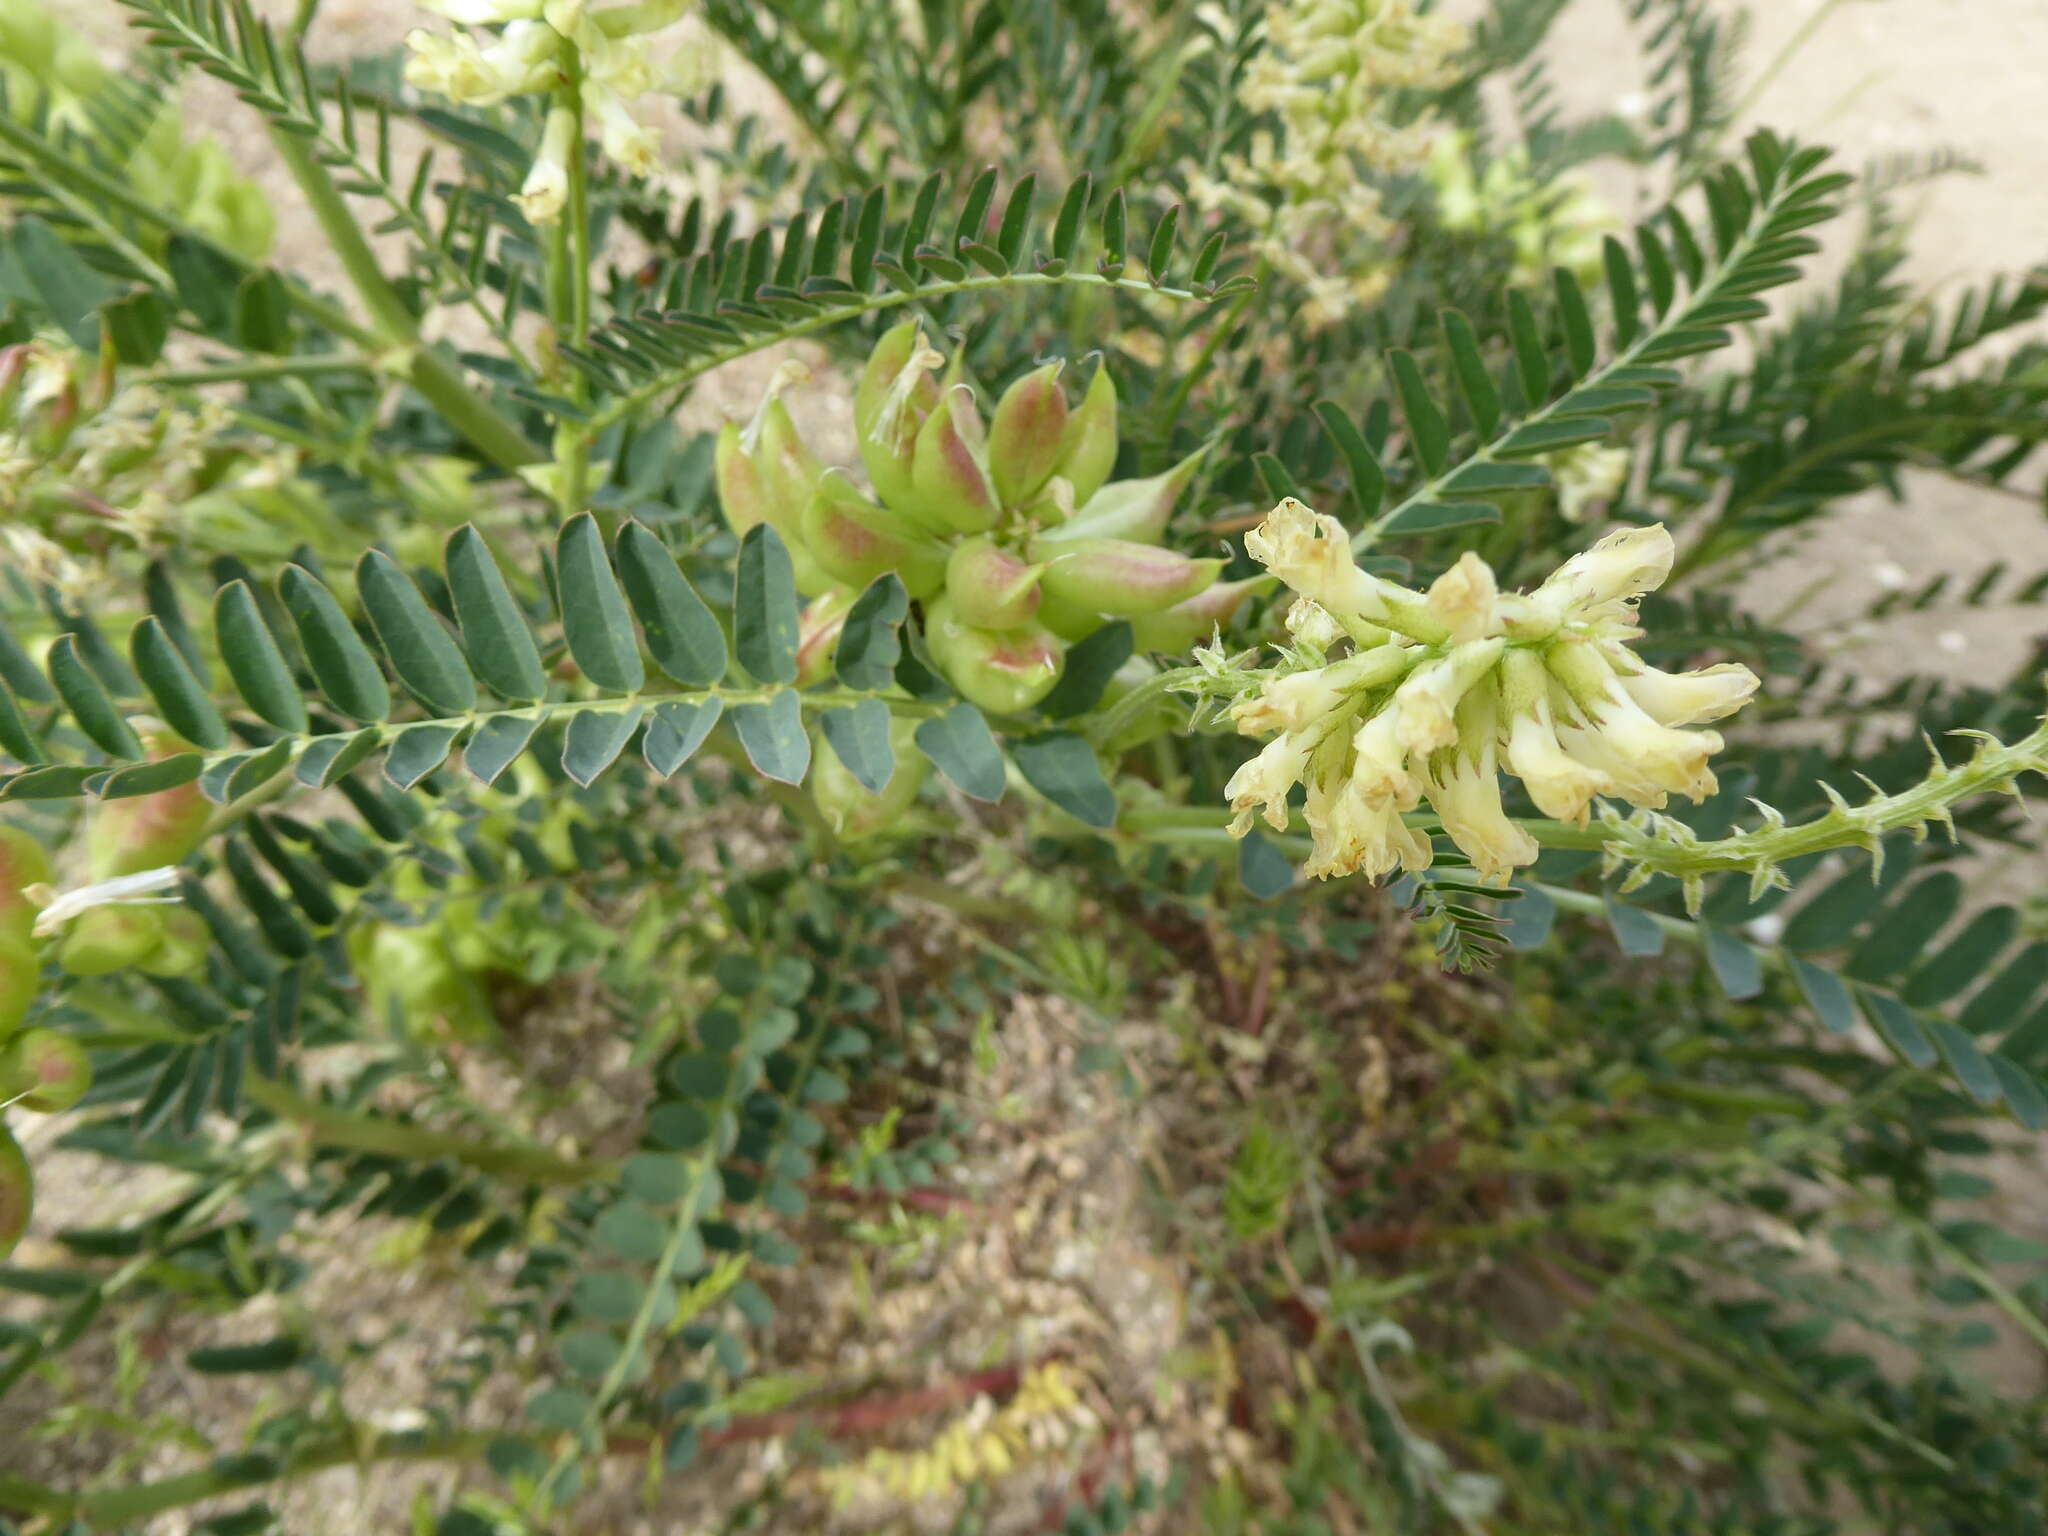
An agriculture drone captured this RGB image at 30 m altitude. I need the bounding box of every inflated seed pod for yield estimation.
[1034,446,1206,547]
[0,1122,29,1261]
[905,384,1002,535]
[854,321,940,518]
[1034,538,1222,618]
[923,596,1066,716]
[801,474,949,597]
[1,931,36,1040]
[1128,575,1273,653]
[716,422,832,594]
[2,1030,89,1114]
[1051,364,1118,508]
[944,536,1043,630]
[136,906,210,979]
[810,718,930,840]
[57,906,165,978]
[85,755,211,880]
[988,361,1068,508]
[794,588,858,687]
[0,826,51,945]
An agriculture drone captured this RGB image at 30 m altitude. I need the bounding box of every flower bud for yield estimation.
[924,597,1066,716]
[57,905,165,978]
[86,768,211,880]
[854,321,941,518]
[1,931,37,1039]
[3,1029,89,1114]
[944,537,1043,630]
[1034,538,1222,618]
[906,384,1001,534]
[0,1123,30,1261]
[1035,446,1205,547]
[810,718,929,840]
[988,362,1068,507]
[1531,524,1675,629]
[1052,365,1119,507]
[515,106,576,225]
[801,473,948,597]
[1129,575,1272,653]
[795,588,857,687]
[0,827,53,946]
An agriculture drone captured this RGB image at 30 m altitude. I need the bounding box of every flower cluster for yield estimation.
[1424,129,1619,287]
[715,324,1260,715]
[1187,0,1466,324]
[403,0,713,223]
[1214,500,1758,884]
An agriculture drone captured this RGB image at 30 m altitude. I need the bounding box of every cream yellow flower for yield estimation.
[1215,500,1757,883]
[514,106,575,225]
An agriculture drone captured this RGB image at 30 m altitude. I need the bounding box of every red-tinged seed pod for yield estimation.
[136,906,210,979]
[86,763,211,881]
[794,588,858,687]
[1052,364,1119,508]
[714,420,774,537]
[1128,575,1274,654]
[944,536,1044,630]
[0,1122,30,1261]
[0,342,31,419]
[1032,588,1107,642]
[30,376,78,457]
[57,906,165,978]
[924,596,1066,716]
[854,321,941,518]
[801,474,949,598]
[905,385,1002,535]
[1034,538,1222,618]
[3,1030,89,1114]
[755,397,823,528]
[1036,445,1207,548]
[810,718,929,840]
[1,931,37,1041]
[0,826,53,946]
[988,361,1068,508]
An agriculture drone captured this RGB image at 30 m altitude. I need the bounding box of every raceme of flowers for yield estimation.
[1212,501,1758,884]
[403,0,713,223]
[1187,0,1466,324]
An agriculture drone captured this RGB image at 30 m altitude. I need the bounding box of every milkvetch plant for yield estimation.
[0,0,2045,1530]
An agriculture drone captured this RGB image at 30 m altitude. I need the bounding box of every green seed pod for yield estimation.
[924,596,1066,716]
[3,1030,89,1114]
[810,718,929,840]
[715,421,834,596]
[0,1122,30,1261]
[944,536,1044,630]
[905,385,1001,534]
[1053,364,1119,507]
[1128,575,1273,653]
[988,361,1068,508]
[1034,538,1222,618]
[0,825,53,945]
[86,763,211,880]
[1036,445,1206,547]
[57,905,165,978]
[801,473,949,598]
[136,905,210,979]
[795,588,858,687]
[1,930,37,1040]
[854,320,940,517]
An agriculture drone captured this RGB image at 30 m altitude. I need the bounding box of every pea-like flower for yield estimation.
[1213,499,1758,883]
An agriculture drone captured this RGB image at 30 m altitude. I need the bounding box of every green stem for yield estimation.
[268,130,541,472]
[147,354,375,388]
[243,1075,610,1186]
[1152,258,1268,457]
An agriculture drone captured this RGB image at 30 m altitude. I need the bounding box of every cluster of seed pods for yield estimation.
[715,322,1262,715]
